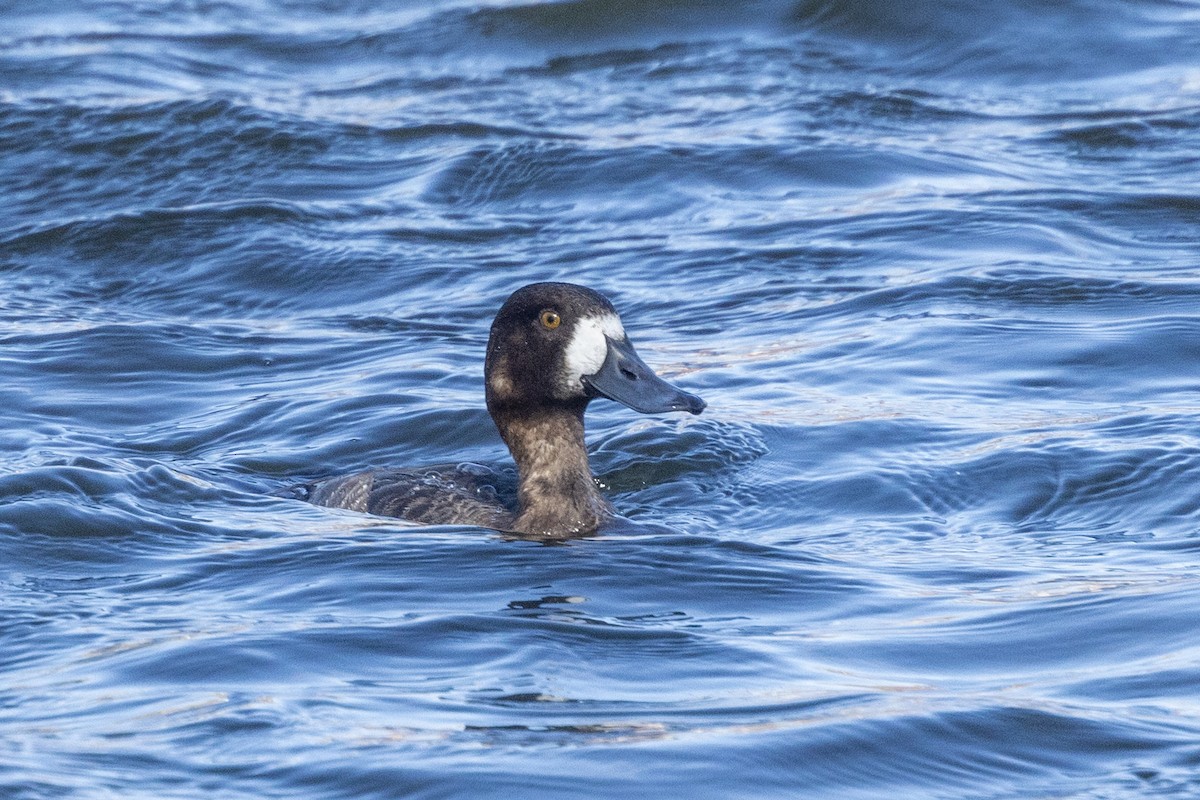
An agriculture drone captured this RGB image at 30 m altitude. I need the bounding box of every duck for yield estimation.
[302,282,705,537]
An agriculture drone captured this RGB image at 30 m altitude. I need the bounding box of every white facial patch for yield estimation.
[560,312,625,394]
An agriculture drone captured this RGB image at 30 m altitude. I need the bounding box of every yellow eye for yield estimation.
[539,310,561,329]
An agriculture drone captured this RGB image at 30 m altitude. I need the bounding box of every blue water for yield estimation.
[3,1,1200,797]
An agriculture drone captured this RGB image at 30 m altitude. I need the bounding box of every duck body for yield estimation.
[304,462,519,529]
[304,282,704,537]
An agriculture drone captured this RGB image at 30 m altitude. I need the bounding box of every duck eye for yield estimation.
[539,310,561,330]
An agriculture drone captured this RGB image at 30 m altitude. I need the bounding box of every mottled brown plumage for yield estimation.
[304,463,517,529]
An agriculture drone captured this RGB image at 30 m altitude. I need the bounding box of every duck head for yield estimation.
[484,282,705,417]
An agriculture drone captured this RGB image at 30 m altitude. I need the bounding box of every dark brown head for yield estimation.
[484,282,705,418]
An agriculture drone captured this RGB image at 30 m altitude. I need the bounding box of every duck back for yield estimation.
[305,464,518,529]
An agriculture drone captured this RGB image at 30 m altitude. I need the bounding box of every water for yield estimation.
[3,1,1200,797]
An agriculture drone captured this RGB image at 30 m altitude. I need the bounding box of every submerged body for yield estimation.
[304,282,704,537]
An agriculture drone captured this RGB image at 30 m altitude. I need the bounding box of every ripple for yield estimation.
[3,1,1200,798]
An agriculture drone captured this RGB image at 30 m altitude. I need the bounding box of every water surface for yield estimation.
[3,1,1200,798]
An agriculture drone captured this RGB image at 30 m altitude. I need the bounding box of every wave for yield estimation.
[789,0,1199,82]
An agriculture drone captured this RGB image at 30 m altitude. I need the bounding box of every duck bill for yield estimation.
[582,337,705,415]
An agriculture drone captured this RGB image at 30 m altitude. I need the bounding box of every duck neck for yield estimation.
[491,402,611,537]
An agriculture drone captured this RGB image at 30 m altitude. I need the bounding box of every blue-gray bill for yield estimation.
[582,336,705,415]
